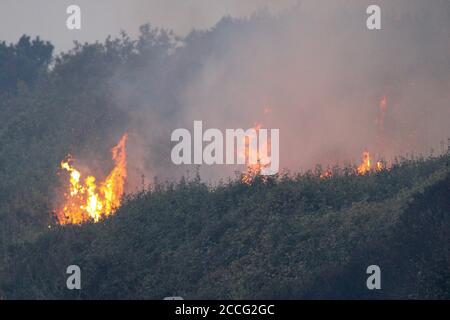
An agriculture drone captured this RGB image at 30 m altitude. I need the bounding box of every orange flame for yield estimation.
[56,133,128,225]
[355,151,386,175]
[357,150,371,175]
[318,150,386,178]
[376,161,384,172]
[241,123,271,184]
[320,169,333,179]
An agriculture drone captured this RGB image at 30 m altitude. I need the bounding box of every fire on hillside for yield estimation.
[56,133,128,225]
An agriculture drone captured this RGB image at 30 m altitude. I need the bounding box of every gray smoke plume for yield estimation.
[110,0,450,187]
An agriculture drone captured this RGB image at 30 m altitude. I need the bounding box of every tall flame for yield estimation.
[241,123,271,184]
[56,133,128,225]
[356,150,385,175]
[357,150,371,175]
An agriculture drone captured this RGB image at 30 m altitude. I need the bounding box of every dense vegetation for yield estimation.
[1,152,449,299]
[0,19,449,299]
[0,26,178,244]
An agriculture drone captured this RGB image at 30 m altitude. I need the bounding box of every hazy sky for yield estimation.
[0,0,296,51]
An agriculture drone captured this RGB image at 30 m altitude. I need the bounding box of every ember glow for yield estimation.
[56,133,128,225]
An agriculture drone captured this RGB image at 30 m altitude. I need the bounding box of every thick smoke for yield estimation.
[111,0,450,187]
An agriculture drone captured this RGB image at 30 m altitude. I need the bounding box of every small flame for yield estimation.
[320,169,333,179]
[318,151,386,178]
[56,133,128,225]
[376,161,384,172]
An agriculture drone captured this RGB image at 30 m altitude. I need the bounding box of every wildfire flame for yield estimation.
[56,133,128,225]
[320,169,333,179]
[357,150,371,175]
[319,96,389,179]
[376,161,384,171]
[240,122,273,184]
[356,150,385,175]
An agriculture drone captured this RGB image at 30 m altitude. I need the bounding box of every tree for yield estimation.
[0,35,53,95]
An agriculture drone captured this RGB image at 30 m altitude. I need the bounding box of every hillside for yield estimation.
[1,12,450,300]
[1,155,449,299]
